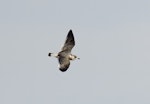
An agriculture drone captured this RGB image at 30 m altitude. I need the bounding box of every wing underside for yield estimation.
[61,30,75,52]
[58,56,70,72]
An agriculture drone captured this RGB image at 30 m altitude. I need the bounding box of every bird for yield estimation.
[48,30,79,72]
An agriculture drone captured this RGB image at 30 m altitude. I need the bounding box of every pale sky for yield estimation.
[0,0,150,104]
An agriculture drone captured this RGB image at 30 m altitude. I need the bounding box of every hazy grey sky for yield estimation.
[0,0,150,104]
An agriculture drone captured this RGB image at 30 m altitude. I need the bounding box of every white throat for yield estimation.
[69,55,76,60]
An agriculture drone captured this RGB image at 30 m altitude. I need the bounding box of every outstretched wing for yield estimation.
[61,30,75,52]
[58,55,70,72]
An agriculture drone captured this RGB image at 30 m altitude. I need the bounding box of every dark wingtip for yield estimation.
[68,29,73,34]
[59,68,67,72]
[67,29,74,39]
[48,53,51,57]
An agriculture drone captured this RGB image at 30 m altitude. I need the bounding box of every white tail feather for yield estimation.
[48,53,58,58]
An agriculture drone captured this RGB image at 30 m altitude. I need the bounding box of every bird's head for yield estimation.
[69,54,80,60]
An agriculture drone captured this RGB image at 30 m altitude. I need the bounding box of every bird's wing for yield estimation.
[61,30,75,52]
[58,55,70,72]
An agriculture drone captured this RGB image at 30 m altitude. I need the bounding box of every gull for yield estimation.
[48,30,79,72]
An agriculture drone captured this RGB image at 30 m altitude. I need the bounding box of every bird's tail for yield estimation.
[48,52,58,58]
[48,52,52,57]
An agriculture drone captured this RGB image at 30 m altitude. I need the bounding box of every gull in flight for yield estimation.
[48,30,79,72]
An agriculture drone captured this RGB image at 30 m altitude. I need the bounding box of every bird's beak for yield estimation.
[77,57,80,60]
